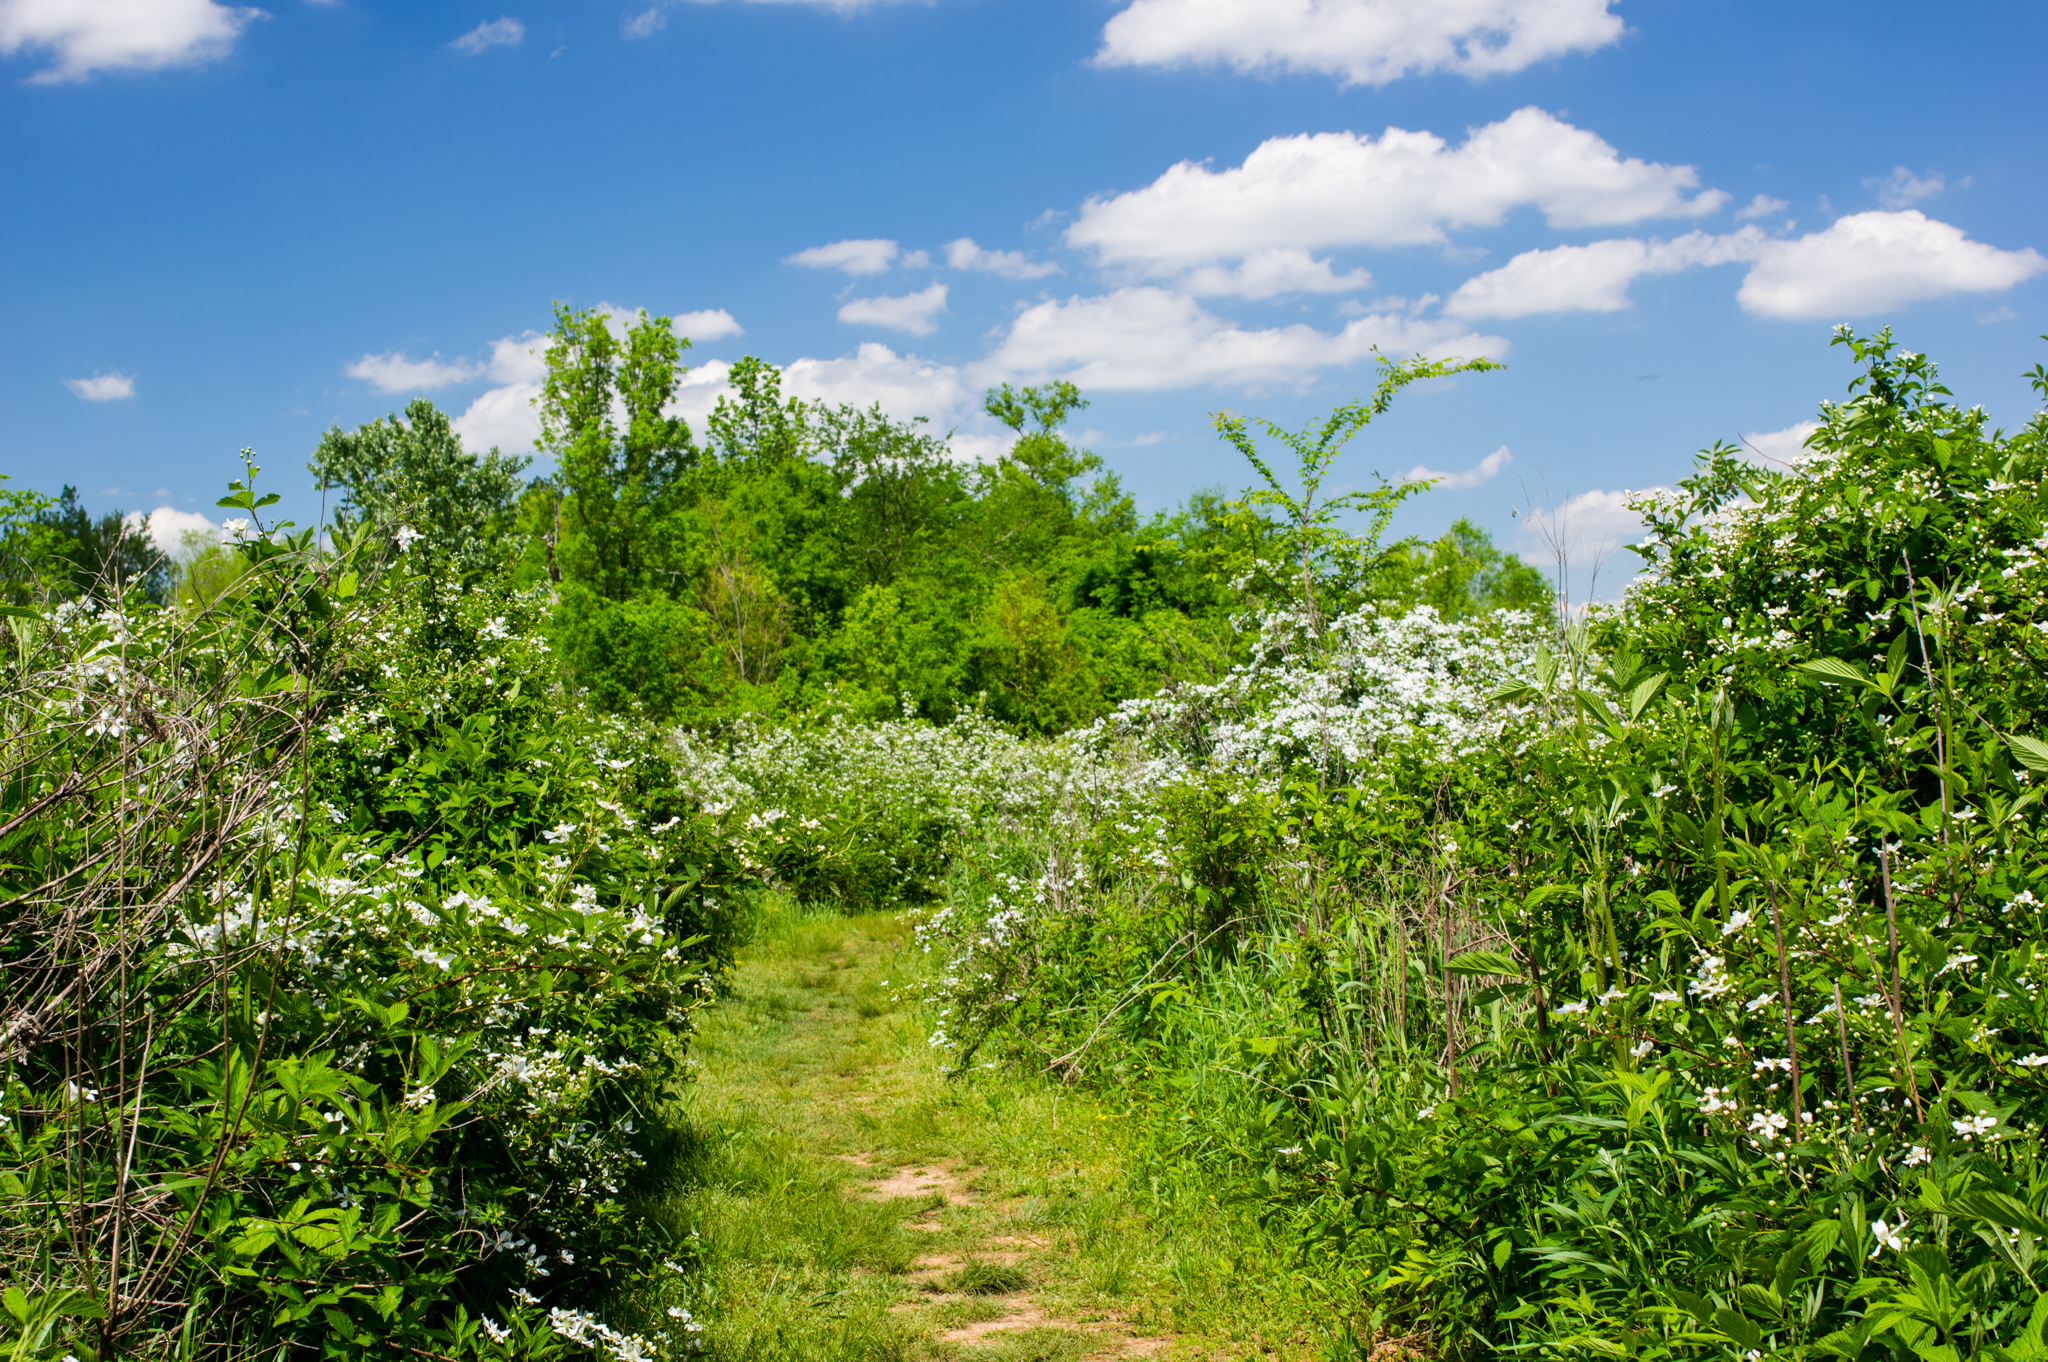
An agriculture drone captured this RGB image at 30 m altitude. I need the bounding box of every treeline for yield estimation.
[4,305,1547,733]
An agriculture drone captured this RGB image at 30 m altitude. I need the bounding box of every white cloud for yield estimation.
[66,371,137,401]
[1980,306,2018,325]
[623,6,665,37]
[1068,109,1727,278]
[346,352,481,393]
[1445,228,1764,318]
[126,505,221,558]
[786,238,899,275]
[944,238,1061,279]
[783,343,973,424]
[0,0,262,83]
[1182,248,1371,298]
[1095,0,1623,87]
[1739,419,1819,468]
[451,17,523,54]
[1735,193,1788,220]
[1404,444,1510,490]
[450,383,539,454]
[837,283,949,336]
[1737,211,2046,320]
[979,286,1507,392]
[1867,167,1943,210]
[673,308,743,341]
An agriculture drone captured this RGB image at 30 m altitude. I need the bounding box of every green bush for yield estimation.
[1,490,740,1359]
[917,330,2048,1358]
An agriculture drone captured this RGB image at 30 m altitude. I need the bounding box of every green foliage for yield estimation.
[1214,351,1503,621]
[1,465,744,1359]
[915,330,2048,1358]
[310,395,530,581]
[541,304,700,602]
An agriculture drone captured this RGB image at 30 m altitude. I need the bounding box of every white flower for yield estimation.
[1870,1219,1906,1256]
[1721,910,1752,937]
[1953,1113,1999,1139]
[1416,1105,1436,1119]
[2015,1054,2048,1068]
[394,525,422,551]
[481,1319,511,1343]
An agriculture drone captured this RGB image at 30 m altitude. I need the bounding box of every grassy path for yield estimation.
[661,902,1340,1362]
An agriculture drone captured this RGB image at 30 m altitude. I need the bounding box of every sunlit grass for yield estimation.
[595,893,1351,1358]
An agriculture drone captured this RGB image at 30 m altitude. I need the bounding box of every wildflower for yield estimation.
[1721,910,1752,937]
[2016,1054,2048,1067]
[394,525,422,551]
[481,1319,511,1343]
[1870,1219,1906,1255]
[1953,1113,1999,1139]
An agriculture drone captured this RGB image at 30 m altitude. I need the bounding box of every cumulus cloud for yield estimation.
[1068,109,1726,277]
[1094,0,1624,87]
[451,17,523,54]
[1866,167,1944,210]
[126,506,222,558]
[66,371,137,401]
[1403,444,1511,490]
[1445,228,1765,318]
[1735,193,1788,220]
[783,343,973,425]
[0,0,262,83]
[1182,248,1372,298]
[1739,419,1820,468]
[837,283,949,336]
[979,286,1507,392]
[346,352,481,393]
[944,238,1061,279]
[1737,211,2046,320]
[786,238,899,276]
[673,308,743,341]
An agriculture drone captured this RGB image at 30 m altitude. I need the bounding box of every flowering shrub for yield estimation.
[667,710,1047,911]
[1,504,744,1359]
[917,332,2048,1357]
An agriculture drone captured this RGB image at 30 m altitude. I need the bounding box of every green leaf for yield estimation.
[2007,734,2048,777]
[1795,658,1873,687]
[1446,949,1520,977]
[1627,671,1669,721]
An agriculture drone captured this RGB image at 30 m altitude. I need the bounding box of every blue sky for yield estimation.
[4,0,2045,597]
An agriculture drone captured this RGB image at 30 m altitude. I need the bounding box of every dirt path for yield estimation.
[669,903,1315,1362]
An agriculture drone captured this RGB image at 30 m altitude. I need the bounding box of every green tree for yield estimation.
[540,304,698,600]
[1379,517,1551,619]
[309,396,528,580]
[1215,351,1501,622]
